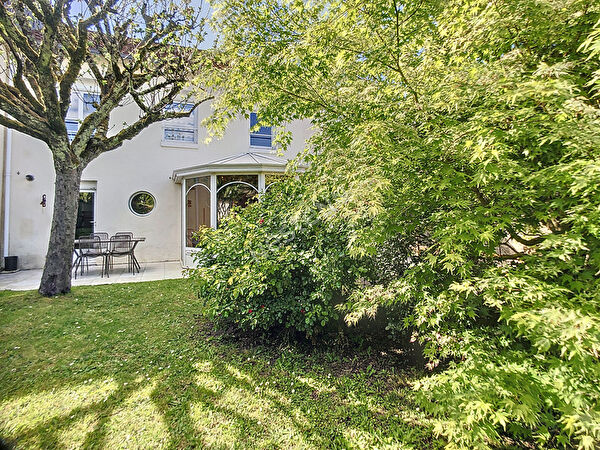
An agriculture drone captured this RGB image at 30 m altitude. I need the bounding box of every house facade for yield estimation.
[0,89,310,270]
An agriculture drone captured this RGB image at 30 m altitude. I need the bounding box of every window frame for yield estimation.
[161,102,199,148]
[66,90,99,142]
[128,191,157,217]
[249,112,274,149]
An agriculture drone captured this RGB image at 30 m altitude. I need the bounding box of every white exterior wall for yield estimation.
[4,100,311,269]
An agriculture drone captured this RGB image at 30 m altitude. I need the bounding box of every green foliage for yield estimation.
[202,0,600,447]
[189,180,366,336]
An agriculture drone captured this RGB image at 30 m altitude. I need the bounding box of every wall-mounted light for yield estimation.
[40,194,46,207]
[25,174,34,181]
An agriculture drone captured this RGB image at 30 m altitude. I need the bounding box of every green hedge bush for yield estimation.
[188,180,367,336]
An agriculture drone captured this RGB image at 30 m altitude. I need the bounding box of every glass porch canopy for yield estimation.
[172,152,303,249]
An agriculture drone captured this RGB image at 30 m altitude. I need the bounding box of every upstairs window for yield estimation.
[83,93,98,116]
[162,103,197,145]
[250,113,272,148]
[66,92,99,141]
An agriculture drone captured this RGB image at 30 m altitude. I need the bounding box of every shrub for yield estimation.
[188,180,366,336]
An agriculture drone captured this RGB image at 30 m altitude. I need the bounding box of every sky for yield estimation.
[193,0,218,48]
[68,0,217,48]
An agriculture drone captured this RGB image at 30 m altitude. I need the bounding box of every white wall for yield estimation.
[5,99,312,269]
[0,124,6,261]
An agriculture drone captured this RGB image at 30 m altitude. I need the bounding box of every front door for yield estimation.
[75,191,95,238]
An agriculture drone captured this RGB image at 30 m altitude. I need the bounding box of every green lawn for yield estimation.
[0,279,440,449]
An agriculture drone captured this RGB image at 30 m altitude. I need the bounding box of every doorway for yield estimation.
[75,191,95,238]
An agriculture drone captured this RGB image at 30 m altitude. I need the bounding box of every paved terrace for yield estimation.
[0,261,185,291]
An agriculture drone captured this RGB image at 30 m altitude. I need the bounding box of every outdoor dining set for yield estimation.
[73,232,145,278]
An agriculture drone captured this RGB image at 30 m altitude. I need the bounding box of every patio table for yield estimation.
[73,237,146,278]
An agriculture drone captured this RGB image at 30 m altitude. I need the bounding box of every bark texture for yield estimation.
[38,164,83,296]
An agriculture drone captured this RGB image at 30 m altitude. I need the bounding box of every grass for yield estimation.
[0,279,441,449]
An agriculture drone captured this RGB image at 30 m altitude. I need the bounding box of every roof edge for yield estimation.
[171,152,306,183]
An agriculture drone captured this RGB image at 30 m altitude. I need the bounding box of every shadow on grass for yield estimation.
[0,280,442,449]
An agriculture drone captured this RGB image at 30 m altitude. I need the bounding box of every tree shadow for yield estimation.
[148,338,441,449]
[0,281,442,449]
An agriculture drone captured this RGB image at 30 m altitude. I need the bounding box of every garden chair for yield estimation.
[90,232,109,248]
[74,235,106,278]
[108,233,134,274]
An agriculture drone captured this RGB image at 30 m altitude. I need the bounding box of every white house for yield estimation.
[0,87,311,270]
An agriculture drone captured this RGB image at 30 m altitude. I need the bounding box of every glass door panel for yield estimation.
[217,183,258,226]
[186,185,211,247]
[75,191,95,238]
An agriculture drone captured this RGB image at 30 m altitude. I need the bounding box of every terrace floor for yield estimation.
[0,261,185,291]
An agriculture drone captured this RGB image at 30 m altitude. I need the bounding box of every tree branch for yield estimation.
[0,112,47,141]
[59,22,89,117]
[88,94,213,160]
[0,83,48,134]
[3,41,45,114]
[505,225,545,247]
[0,3,39,62]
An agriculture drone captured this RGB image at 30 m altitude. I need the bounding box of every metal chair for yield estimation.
[115,232,138,274]
[90,232,109,246]
[90,232,111,275]
[74,236,106,278]
[89,232,109,262]
[73,238,91,278]
[108,233,134,274]
[115,232,143,274]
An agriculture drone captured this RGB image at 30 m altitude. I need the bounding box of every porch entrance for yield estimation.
[174,152,301,267]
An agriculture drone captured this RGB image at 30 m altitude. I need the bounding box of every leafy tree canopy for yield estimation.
[201,0,600,446]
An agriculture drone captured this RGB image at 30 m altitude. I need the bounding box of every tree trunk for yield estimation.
[39,164,83,296]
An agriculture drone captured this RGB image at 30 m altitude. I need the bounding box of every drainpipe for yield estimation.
[3,128,11,259]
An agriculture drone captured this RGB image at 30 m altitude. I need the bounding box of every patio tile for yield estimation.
[0,261,185,291]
